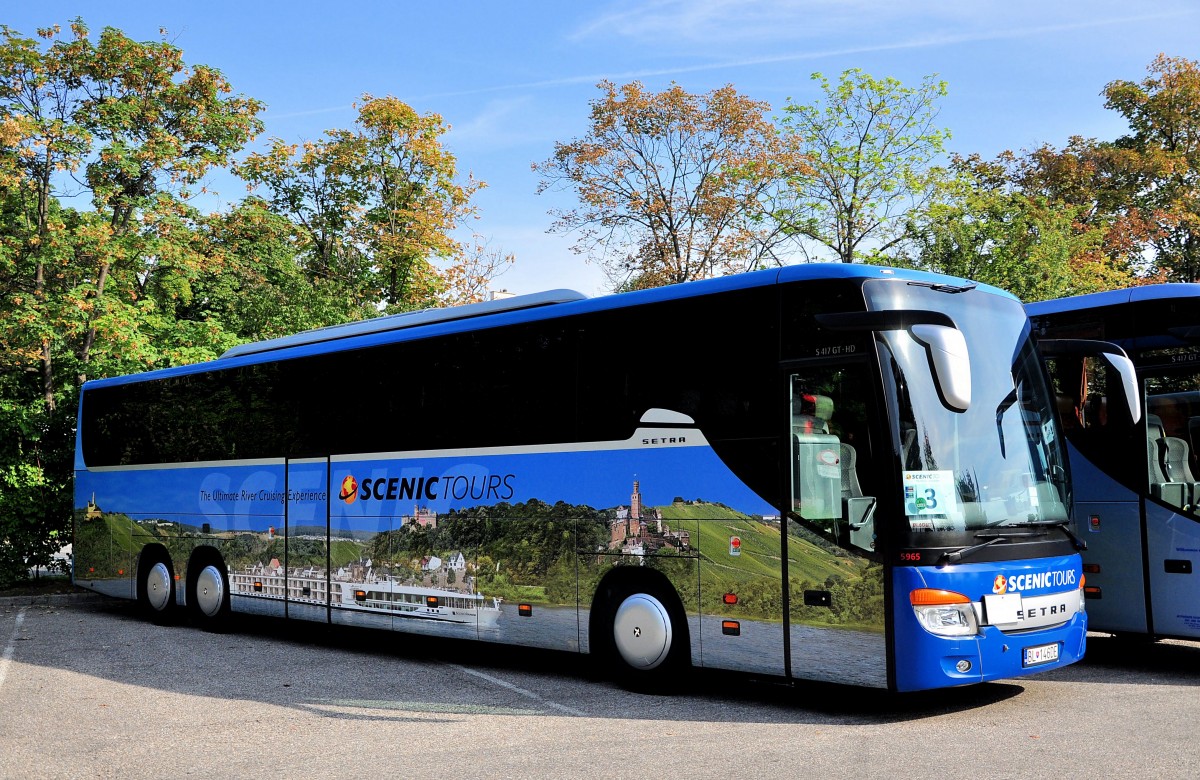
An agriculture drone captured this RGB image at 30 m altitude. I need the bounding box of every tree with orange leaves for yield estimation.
[239,95,492,313]
[534,80,807,290]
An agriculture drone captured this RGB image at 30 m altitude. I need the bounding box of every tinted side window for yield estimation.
[82,320,579,466]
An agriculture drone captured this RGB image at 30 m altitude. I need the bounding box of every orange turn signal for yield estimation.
[909,588,970,606]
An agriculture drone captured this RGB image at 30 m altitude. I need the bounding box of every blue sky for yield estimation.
[7,1,1199,296]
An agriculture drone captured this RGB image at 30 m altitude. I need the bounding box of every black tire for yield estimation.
[593,577,690,693]
[137,552,177,625]
[186,554,231,632]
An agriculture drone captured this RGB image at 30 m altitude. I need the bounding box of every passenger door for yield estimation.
[784,361,887,687]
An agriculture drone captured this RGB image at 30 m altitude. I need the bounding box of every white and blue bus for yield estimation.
[1029,284,1200,640]
[75,264,1088,692]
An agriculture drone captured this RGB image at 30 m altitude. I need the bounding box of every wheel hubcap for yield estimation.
[195,565,225,618]
[145,561,172,612]
[613,594,672,670]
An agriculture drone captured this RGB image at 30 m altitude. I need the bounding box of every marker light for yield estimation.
[910,588,979,637]
[518,604,533,617]
[723,593,738,605]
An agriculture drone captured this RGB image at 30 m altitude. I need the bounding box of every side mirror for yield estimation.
[1037,339,1142,425]
[910,324,972,412]
[814,309,971,413]
[1097,351,1142,424]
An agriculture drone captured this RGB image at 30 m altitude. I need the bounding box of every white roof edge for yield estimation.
[220,289,588,359]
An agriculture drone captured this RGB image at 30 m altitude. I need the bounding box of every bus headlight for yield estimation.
[910,588,979,637]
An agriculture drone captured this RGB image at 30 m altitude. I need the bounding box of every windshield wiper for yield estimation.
[1003,519,1088,551]
[936,535,1009,566]
[907,280,977,294]
[936,528,1053,567]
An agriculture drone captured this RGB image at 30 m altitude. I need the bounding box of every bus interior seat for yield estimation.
[1190,416,1200,466]
[793,393,833,435]
[1147,414,1191,509]
[839,441,876,550]
[1158,435,1198,510]
[1032,481,1069,523]
[839,442,875,519]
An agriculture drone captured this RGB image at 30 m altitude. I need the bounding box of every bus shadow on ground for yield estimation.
[54,601,1024,725]
[1057,633,1200,686]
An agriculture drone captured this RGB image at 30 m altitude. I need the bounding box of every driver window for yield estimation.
[789,366,877,553]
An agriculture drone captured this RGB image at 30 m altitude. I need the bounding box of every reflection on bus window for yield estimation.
[883,333,1070,533]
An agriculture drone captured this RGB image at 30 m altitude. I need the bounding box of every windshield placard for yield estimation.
[903,470,963,530]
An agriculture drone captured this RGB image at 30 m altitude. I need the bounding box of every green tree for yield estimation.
[535,80,806,290]
[774,69,951,263]
[1102,54,1200,281]
[896,154,1136,300]
[238,95,490,312]
[0,20,263,584]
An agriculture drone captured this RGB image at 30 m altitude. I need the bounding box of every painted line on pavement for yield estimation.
[0,608,28,692]
[450,663,586,717]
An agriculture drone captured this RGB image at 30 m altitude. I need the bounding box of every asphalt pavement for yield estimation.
[2,598,1198,779]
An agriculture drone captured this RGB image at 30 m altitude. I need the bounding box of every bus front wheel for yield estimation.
[596,579,689,692]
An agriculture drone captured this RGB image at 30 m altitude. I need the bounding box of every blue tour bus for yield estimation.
[75,264,1088,692]
[1029,284,1200,639]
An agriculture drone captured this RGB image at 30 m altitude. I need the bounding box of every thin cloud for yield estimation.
[416,10,1194,101]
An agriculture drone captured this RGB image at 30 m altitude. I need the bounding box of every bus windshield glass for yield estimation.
[866,281,1069,536]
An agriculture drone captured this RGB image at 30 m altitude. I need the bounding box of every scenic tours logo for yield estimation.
[338,472,517,505]
[339,475,358,505]
[993,569,1077,594]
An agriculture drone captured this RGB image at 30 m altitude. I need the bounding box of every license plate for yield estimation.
[1023,642,1060,667]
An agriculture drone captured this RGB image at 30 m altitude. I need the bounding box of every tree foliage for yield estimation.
[0,21,513,586]
[238,95,489,313]
[535,80,807,290]
[1102,54,1200,281]
[774,69,951,263]
[896,153,1139,300]
[0,21,266,584]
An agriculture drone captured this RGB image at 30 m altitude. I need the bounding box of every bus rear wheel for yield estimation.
[187,557,230,631]
[137,554,176,624]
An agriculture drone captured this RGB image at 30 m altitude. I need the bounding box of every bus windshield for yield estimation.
[867,282,1069,535]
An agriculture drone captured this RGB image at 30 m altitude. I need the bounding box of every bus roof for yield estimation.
[1026,283,1200,316]
[84,263,1007,389]
[220,288,589,359]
